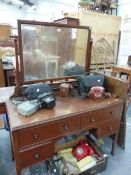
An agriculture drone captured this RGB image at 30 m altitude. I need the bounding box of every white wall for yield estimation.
[25,0,78,22]
[0,0,78,27]
[118,0,131,17]
[0,2,25,27]
[117,0,131,65]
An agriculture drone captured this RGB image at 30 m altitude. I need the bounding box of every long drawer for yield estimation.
[17,116,80,148]
[19,141,54,168]
[80,104,122,130]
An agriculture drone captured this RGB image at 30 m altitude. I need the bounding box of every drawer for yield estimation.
[20,141,54,168]
[18,121,62,148]
[60,116,80,135]
[80,104,122,130]
[18,116,80,148]
[99,119,120,138]
[46,135,108,175]
[79,135,108,175]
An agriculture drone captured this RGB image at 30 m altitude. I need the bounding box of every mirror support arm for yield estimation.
[12,38,22,97]
[85,28,92,72]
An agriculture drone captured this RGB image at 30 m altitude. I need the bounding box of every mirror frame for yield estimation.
[16,19,92,86]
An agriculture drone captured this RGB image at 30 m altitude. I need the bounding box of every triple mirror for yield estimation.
[17,20,92,84]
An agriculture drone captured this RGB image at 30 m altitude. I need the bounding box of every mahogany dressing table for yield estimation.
[0,87,123,175]
[0,20,126,175]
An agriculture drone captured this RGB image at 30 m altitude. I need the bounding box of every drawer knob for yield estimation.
[109,126,113,131]
[110,111,113,115]
[33,134,39,139]
[90,118,95,122]
[64,125,69,130]
[35,154,40,159]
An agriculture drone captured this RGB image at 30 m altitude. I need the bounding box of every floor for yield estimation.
[0,115,4,129]
[0,105,131,175]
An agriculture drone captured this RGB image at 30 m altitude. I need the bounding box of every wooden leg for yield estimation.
[111,133,118,155]
[10,134,15,161]
[16,161,22,175]
[16,168,21,175]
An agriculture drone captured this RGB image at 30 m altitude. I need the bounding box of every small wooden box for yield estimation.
[54,17,79,26]
[60,83,71,97]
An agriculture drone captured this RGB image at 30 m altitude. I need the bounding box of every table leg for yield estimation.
[16,160,22,175]
[111,132,118,155]
[112,67,117,77]
[16,166,21,175]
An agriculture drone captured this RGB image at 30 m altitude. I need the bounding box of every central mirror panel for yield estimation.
[20,23,89,81]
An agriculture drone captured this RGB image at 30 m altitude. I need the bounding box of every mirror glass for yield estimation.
[20,24,89,81]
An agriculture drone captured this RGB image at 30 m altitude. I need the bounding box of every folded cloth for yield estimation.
[58,148,77,165]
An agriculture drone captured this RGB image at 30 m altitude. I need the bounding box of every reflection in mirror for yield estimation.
[21,24,89,81]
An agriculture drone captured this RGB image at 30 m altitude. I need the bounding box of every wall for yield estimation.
[28,0,77,22]
[0,2,25,27]
[117,0,131,65]
[0,0,78,28]
[66,11,121,70]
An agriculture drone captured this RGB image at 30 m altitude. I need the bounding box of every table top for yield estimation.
[0,86,14,103]
[0,87,122,131]
[0,87,123,132]
[113,65,131,73]
[3,64,14,70]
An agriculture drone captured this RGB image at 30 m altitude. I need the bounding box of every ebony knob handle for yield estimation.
[64,125,69,130]
[110,111,113,115]
[35,154,40,159]
[90,118,95,122]
[33,134,39,139]
[109,126,113,131]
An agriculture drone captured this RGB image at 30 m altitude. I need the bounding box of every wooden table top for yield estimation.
[3,64,14,70]
[113,65,131,74]
[0,86,14,103]
[0,87,123,132]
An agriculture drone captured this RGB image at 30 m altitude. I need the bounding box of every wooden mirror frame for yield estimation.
[14,20,92,96]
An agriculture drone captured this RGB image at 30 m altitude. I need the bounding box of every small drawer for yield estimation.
[99,119,120,137]
[80,104,122,130]
[20,141,54,168]
[18,122,62,148]
[60,116,80,135]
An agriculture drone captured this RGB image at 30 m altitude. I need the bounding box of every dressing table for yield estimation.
[5,91,123,175]
[0,20,127,175]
